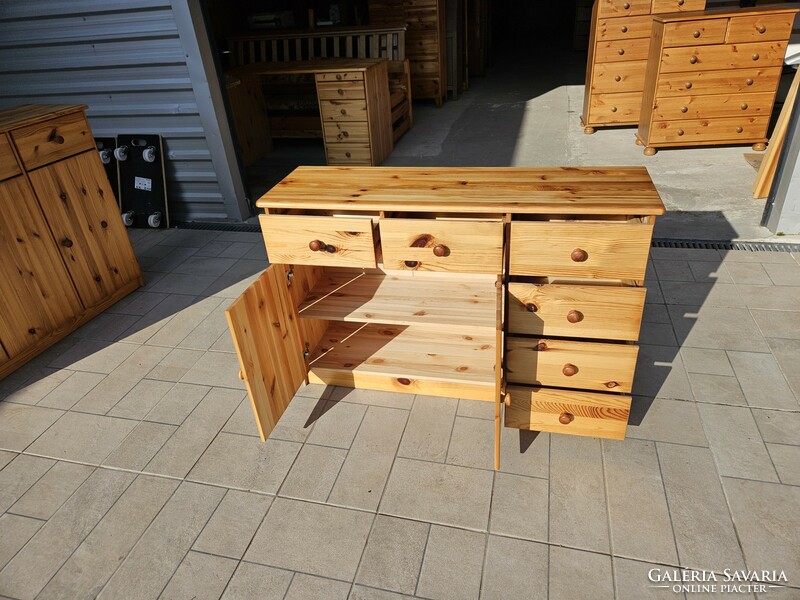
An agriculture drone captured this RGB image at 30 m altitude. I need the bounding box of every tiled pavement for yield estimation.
[1,229,799,600]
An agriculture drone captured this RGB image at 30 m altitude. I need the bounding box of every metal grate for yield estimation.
[173,221,261,233]
[651,239,800,253]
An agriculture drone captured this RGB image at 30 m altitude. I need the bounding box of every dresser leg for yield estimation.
[643,146,657,156]
[752,142,766,151]
[635,138,643,146]
[583,126,596,135]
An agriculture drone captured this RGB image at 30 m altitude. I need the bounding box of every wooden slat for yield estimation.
[11,111,96,170]
[660,41,785,73]
[226,265,309,441]
[0,134,21,181]
[652,91,774,120]
[0,104,87,133]
[298,270,497,331]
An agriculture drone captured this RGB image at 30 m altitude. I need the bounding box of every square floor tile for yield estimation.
[481,535,547,600]
[355,516,428,595]
[221,562,292,600]
[193,490,272,559]
[489,472,548,542]
[26,412,136,464]
[416,525,484,600]
[0,403,63,451]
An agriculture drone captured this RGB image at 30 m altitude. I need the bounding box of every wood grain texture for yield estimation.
[508,283,646,341]
[323,121,370,144]
[0,104,87,133]
[317,80,367,101]
[506,336,638,393]
[651,0,706,13]
[595,39,651,63]
[364,59,394,166]
[0,135,21,182]
[597,0,651,18]
[226,265,308,441]
[379,218,503,273]
[320,100,369,122]
[505,385,631,440]
[298,270,497,332]
[726,13,795,44]
[662,18,728,48]
[647,115,769,145]
[259,214,377,268]
[256,167,666,215]
[652,91,774,120]
[596,15,655,41]
[509,221,653,280]
[230,58,384,77]
[591,60,648,94]
[659,41,786,73]
[655,66,783,96]
[11,111,96,170]
[226,76,272,167]
[588,91,643,123]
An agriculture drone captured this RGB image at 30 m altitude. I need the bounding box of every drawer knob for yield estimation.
[736,126,744,133]
[309,240,336,253]
[741,103,748,110]
[752,53,760,61]
[432,244,448,257]
[689,56,698,65]
[677,0,684,5]
[757,25,766,34]
[618,48,625,56]
[337,88,344,95]
[559,412,574,425]
[614,75,622,82]
[405,260,420,269]
[536,342,548,351]
[680,106,688,113]
[562,363,578,377]
[61,238,73,248]
[620,26,628,33]
[571,248,588,262]
[610,106,618,113]
[693,30,701,38]
[341,108,347,115]
[28,327,36,335]
[746,78,754,86]
[336,73,343,80]
[345,151,352,158]
[526,302,538,313]
[685,82,693,89]
[567,310,584,323]
[623,2,630,9]
[48,130,65,144]
[677,129,685,136]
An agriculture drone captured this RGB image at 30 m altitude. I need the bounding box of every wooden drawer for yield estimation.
[660,41,786,73]
[509,221,653,280]
[323,121,370,144]
[317,80,367,101]
[320,99,368,122]
[589,92,642,123]
[315,71,364,83]
[505,385,631,440]
[595,39,651,63]
[651,0,705,13]
[597,0,651,18]
[647,116,770,145]
[662,18,728,48]
[596,16,655,41]
[652,92,775,120]
[11,111,95,170]
[0,134,21,181]
[727,14,795,44]
[506,336,638,394]
[591,60,648,93]
[508,283,646,341]
[379,218,503,273]
[656,67,783,96]
[259,214,376,268]
[326,144,373,165]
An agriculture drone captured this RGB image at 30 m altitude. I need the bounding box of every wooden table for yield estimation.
[228,58,394,166]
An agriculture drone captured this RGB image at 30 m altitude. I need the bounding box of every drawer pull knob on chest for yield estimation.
[757,25,766,34]
[736,126,744,133]
[536,341,548,351]
[741,103,749,110]
[746,78,754,86]
[559,412,575,425]
[526,302,538,313]
[685,81,693,89]
[432,243,448,257]
[562,363,578,377]
[681,106,689,113]
[571,248,589,262]
[567,310,584,323]
[309,240,336,253]
[693,31,701,38]
[752,53,760,61]
[48,130,65,145]
[677,129,685,136]
[621,25,628,33]
[689,56,698,64]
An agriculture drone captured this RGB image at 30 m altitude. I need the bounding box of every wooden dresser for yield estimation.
[581,0,707,134]
[226,167,665,469]
[637,5,800,155]
[0,105,142,379]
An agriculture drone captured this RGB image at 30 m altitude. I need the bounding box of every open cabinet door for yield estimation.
[226,264,309,441]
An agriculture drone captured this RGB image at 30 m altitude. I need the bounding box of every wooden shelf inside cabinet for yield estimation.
[298,270,498,333]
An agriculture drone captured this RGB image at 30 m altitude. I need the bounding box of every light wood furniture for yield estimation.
[225,76,272,167]
[230,59,394,166]
[0,105,142,379]
[226,166,664,469]
[638,5,800,155]
[582,0,707,134]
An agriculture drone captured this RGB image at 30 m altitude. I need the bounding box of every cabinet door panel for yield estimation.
[226,265,311,441]
[27,151,140,308]
[0,176,83,358]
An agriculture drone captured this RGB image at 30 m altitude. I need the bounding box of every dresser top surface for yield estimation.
[652,4,800,23]
[229,58,386,77]
[256,166,666,215]
[0,104,87,133]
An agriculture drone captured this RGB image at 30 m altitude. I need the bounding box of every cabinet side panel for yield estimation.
[582,0,601,127]
[638,19,665,144]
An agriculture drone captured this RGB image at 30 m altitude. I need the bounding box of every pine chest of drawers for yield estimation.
[582,0,707,134]
[226,167,665,469]
[637,5,800,155]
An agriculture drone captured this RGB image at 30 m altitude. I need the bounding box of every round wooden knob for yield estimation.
[610,106,617,113]
[337,88,344,95]
[61,238,73,248]
[559,412,574,425]
[680,106,688,113]
[746,78,754,86]
[432,244,447,257]
[526,303,538,313]
[693,31,701,38]
[689,56,698,64]
[741,103,748,110]
[623,2,630,8]
[341,108,347,115]
[736,126,744,133]
[562,363,578,377]
[404,260,419,269]
[618,48,625,56]
[677,129,685,136]
[345,151,351,158]
[536,342,548,351]
[621,26,628,33]
[309,240,324,251]
[336,73,343,80]
[752,53,760,61]
[685,82,693,89]
[757,25,766,34]
[614,75,622,82]
[567,310,584,323]
[571,248,588,262]
[677,0,685,4]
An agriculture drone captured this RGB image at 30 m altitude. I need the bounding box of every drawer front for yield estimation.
[507,336,638,394]
[11,112,95,170]
[656,67,783,96]
[597,0,651,18]
[509,221,653,280]
[595,39,651,63]
[315,71,365,83]
[0,134,21,181]
[317,81,367,100]
[660,41,785,73]
[259,214,376,268]
[647,115,770,144]
[326,144,373,165]
[597,16,655,41]
[589,92,643,123]
[320,99,369,122]
[591,60,648,93]
[505,385,631,440]
[379,218,503,274]
[323,121,370,144]
[662,18,729,48]
[727,14,795,44]
[652,92,775,120]
[651,0,706,13]
[508,283,646,341]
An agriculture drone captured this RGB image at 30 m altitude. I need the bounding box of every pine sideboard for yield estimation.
[0,105,142,379]
[637,5,800,155]
[226,166,665,469]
